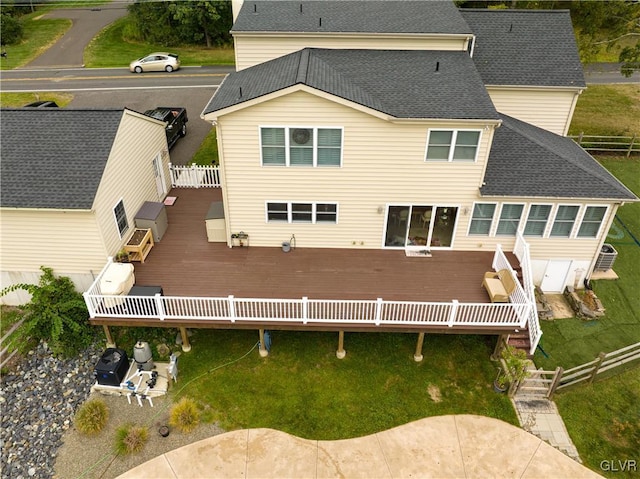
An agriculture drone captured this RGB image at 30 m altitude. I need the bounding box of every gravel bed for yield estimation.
[1,341,102,479]
[1,341,224,479]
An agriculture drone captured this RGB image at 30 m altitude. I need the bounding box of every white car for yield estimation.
[129,53,180,73]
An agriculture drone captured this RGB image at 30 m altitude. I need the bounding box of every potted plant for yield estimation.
[493,345,530,395]
[114,248,130,263]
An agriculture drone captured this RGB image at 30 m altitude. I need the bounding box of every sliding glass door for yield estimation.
[384,205,457,248]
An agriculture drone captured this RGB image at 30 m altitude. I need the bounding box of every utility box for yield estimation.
[94,348,129,386]
[205,201,226,242]
[594,243,618,271]
[135,201,168,242]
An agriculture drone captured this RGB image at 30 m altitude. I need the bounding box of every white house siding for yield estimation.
[486,87,581,135]
[234,34,469,70]
[217,90,495,249]
[92,112,170,257]
[0,209,104,305]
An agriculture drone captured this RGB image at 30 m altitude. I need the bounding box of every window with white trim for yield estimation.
[550,205,579,237]
[577,206,607,238]
[524,204,552,237]
[266,202,338,223]
[468,203,495,235]
[260,127,342,167]
[425,129,481,162]
[113,199,129,238]
[496,203,524,236]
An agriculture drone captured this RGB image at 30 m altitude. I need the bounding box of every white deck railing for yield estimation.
[493,237,542,355]
[169,163,221,188]
[83,292,531,329]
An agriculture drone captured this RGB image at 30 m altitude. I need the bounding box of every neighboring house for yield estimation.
[201,0,637,294]
[0,108,171,305]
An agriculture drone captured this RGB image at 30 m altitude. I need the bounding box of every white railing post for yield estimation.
[302,296,308,324]
[448,300,459,327]
[375,298,383,325]
[155,293,165,321]
[83,292,96,318]
[492,244,502,270]
[228,295,236,322]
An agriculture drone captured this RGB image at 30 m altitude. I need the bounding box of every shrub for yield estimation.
[169,397,200,433]
[0,266,93,358]
[75,398,109,435]
[0,13,23,45]
[114,424,148,455]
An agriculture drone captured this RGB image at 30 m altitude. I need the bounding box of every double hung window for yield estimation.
[524,205,552,237]
[261,127,342,167]
[577,206,607,238]
[469,203,496,235]
[113,199,129,238]
[426,130,481,162]
[496,204,524,236]
[266,202,338,223]
[550,206,579,237]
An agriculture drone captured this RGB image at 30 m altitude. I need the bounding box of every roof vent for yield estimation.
[253,3,257,13]
[509,23,513,33]
[239,87,243,98]
[319,17,322,27]
[300,3,302,13]
[435,61,440,72]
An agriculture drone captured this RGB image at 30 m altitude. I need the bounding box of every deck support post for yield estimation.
[414,332,425,362]
[336,330,346,359]
[258,329,269,357]
[103,325,116,348]
[491,334,508,361]
[179,327,191,352]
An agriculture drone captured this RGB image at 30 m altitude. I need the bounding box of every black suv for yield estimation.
[143,107,188,148]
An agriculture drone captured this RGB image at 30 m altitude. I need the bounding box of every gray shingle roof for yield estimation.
[461,9,585,88]
[232,0,471,35]
[481,114,637,201]
[203,48,498,120]
[0,109,124,209]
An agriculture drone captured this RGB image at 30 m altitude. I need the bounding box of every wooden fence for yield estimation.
[517,341,640,399]
[569,133,639,157]
[0,318,24,370]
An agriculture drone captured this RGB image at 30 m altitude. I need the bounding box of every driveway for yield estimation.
[23,3,130,69]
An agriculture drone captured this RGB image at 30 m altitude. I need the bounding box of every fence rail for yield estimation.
[569,133,639,157]
[169,163,221,188]
[517,341,640,399]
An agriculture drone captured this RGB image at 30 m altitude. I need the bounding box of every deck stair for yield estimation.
[508,331,533,358]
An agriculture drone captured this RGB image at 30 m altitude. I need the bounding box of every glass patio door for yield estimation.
[384,205,457,248]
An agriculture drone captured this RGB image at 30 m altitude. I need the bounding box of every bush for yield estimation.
[75,398,109,435]
[0,13,23,45]
[0,266,93,358]
[169,397,200,433]
[114,424,148,455]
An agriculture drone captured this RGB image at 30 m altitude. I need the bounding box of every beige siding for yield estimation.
[0,209,106,273]
[217,90,494,249]
[234,34,469,70]
[93,111,170,257]
[487,87,581,135]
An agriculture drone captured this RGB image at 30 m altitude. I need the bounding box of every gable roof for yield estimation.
[232,0,472,35]
[461,9,585,88]
[0,108,124,210]
[481,114,637,201]
[203,48,498,120]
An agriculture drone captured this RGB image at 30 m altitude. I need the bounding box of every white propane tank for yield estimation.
[133,341,154,371]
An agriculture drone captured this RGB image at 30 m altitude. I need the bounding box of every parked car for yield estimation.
[23,101,59,108]
[129,53,180,73]
[143,107,188,148]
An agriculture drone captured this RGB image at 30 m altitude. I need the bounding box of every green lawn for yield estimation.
[0,92,74,108]
[171,330,518,440]
[555,367,640,479]
[568,84,640,137]
[84,17,234,68]
[534,156,640,370]
[0,14,71,70]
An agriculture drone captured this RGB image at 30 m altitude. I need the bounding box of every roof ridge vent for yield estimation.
[296,49,311,83]
[509,23,513,33]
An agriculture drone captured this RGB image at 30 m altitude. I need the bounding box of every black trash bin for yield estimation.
[94,348,129,386]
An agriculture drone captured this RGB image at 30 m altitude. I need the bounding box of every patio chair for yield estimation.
[482,269,517,303]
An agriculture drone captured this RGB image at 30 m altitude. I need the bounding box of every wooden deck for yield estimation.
[131,188,514,302]
[90,188,524,335]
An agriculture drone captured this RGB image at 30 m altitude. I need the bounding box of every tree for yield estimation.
[0,13,23,45]
[169,1,232,47]
[619,42,640,78]
[0,267,94,357]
